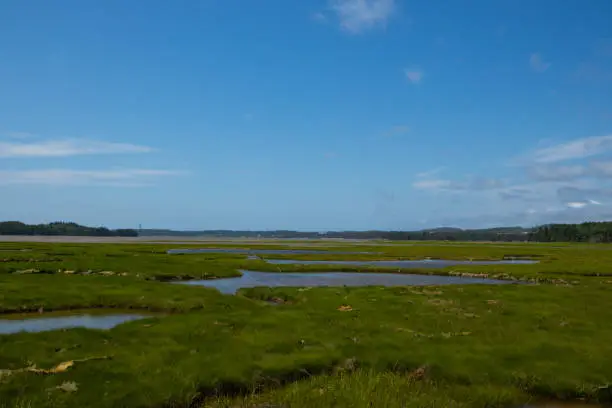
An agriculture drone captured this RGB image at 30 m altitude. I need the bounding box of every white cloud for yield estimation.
[438,204,612,228]
[0,169,183,186]
[415,133,612,227]
[498,180,594,204]
[412,177,505,191]
[498,186,540,201]
[527,164,586,181]
[404,69,423,84]
[529,53,551,72]
[527,135,612,163]
[523,160,612,182]
[564,199,602,209]
[556,186,612,203]
[330,0,395,33]
[415,167,445,179]
[0,139,154,158]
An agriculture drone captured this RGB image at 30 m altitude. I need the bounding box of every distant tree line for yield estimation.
[140,227,532,242]
[322,227,532,242]
[0,221,138,237]
[3,221,611,242]
[142,222,612,243]
[528,222,612,243]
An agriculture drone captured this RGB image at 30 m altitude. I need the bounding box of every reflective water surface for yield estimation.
[0,310,155,334]
[175,270,515,294]
[168,248,375,255]
[266,259,537,268]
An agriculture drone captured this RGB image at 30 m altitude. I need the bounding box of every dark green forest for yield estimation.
[142,222,612,243]
[139,227,532,241]
[370,223,612,242]
[0,221,138,237]
[529,222,612,243]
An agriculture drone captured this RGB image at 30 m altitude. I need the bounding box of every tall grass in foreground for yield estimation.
[209,370,527,408]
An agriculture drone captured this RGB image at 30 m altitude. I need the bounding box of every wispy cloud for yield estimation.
[0,138,154,158]
[530,52,551,72]
[404,68,423,84]
[0,169,183,186]
[526,160,612,181]
[414,135,612,227]
[415,167,445,179]
[497,185,550,202]
[412,179,452,190]
[566,201,591,209]
[330,0,395,34]
[413,133,612,227]
[312,12,327,22]
[557,186,611,205]
[591,161,612,177]
[412,177,505,191]
[3,131,35,139]
[525,135,612,163]
[437,204,612,229]
[527,164,587,181]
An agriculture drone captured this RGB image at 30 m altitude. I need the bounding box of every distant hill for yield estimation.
[423,227,464,233]
[0,221,138,237]
[139,226,534,241]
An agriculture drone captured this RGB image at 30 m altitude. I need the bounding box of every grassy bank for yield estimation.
[1,241,612,407]
[209,370,530,408]
[0,274,258,314]
[2,240,612,282]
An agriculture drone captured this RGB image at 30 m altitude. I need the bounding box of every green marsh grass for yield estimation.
[209,370,529,408]
[1,241,612,407]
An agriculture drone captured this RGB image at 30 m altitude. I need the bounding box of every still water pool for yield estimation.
[266,259,537,268]
[0,310,155,334]
[174,270,515,294]
[168,248,375,255]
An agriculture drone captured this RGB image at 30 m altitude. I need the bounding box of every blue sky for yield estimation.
[1,0,612,231]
